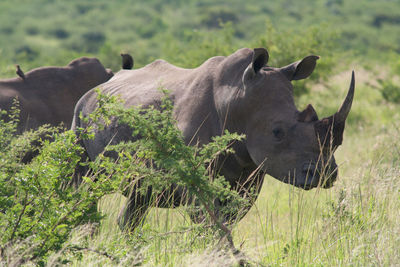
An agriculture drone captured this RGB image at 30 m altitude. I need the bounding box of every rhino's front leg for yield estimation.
[187,198,252,225]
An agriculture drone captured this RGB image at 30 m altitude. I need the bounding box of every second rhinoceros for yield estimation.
[0,57,114,133]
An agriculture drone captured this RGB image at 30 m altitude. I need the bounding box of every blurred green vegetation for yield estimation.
[0,0,399,134]
[0,0,399,73]
[1,0,399,112]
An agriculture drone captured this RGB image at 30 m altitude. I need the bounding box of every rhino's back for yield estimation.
[74,57,226,160]
[100,60,192,106]
[99,57,228,108]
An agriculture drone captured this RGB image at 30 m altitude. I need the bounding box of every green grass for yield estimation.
[60,125,400,266]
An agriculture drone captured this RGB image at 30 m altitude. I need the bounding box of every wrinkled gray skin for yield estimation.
[0,57,113,133]
[72,48,355,230]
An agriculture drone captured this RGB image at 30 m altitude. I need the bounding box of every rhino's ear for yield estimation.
[280,55,320,81]
[243,48,269,83]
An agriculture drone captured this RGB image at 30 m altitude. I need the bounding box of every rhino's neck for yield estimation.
[210,49,258,169]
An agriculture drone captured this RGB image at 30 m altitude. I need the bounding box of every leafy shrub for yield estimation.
[0,102,118,265]
[25,26,39,36]
[0,26,13,35]
[252,21,340,96]
[50,28,70,39]
[164,21,339,97]
[92,89,248,216]
[379,78,400,104]
[75,3,92,15]
[0,91,248,265]
[65,31,106,53]
[163,22,237,68]
[136,16,166,39]
[98,43,124,72]
[14,45,39,62]
[81,31,106,52]
[372,14,400,28]
[200,8,239,29]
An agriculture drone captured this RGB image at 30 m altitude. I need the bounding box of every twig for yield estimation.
[10,191,29,241]
[67,245,119,262]
[147,224,215,240]
[201,201,248,266]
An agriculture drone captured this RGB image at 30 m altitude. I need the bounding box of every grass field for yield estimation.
[1,0,400,266]
[62,129,400,266]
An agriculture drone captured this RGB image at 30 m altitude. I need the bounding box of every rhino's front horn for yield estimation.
[315,71,355,148]
[335,71,355,123]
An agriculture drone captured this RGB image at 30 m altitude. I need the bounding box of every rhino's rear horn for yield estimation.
[315,71,355,148]
[298,104,319,122]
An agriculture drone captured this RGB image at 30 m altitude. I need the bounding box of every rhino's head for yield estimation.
[236,48,354,190]
[68,57,114,83]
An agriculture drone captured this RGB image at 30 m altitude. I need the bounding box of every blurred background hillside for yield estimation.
[0,0,399,72]
[1,0,399,121]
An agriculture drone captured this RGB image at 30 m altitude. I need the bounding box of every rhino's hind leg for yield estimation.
[70,138,91,189]
[188,205,207,224]
[117,188,152,232]
[187,200,248,225]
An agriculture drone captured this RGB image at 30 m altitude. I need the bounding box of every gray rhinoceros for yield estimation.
[0,57,114,133]
[72,48,355,230]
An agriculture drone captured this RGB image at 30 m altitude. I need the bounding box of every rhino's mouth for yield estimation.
[279,162,338,190]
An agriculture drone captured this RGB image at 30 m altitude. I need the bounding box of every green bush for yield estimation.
[252,21,340,96]
[162,22,238,68]
[161,21,340,97]
[0,101,117,265]
[0,91,248,265]
[200,7,239,29]
[14,45,40,62]
[379,79,400,104]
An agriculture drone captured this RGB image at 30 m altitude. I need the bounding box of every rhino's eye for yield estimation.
[272,127,285,141]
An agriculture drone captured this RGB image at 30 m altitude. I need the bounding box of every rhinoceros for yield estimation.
[72,48,355,230]
[0,57,114,133]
